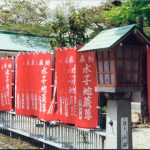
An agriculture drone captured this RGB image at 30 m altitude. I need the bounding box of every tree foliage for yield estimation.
[49,6,94,48]
[0,0,149,49]
[0,0,52,35]
[102,0,150,29]
[48,1,110,48]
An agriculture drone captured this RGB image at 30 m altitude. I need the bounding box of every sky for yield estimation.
[46,0,106,10]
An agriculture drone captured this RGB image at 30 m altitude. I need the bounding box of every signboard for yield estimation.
[0,58,13,111]
[121,117,129,149]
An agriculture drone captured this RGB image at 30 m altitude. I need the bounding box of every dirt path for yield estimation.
[0,134,40,149]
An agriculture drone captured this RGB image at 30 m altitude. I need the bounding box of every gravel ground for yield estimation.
[0,134,40,149]
[133,128,150,149]
[133,124,150,149]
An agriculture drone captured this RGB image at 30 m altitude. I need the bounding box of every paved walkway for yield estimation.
[133,124,150,149]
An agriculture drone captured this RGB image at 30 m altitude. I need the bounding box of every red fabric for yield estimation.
[15,49,99,128]
[15,53,57,121]
[76,52,98,128]
[37,53,56,121]
[56,48,76,124]
[0,58,13,111]
[56,48,98,128]
[15,54,29,115]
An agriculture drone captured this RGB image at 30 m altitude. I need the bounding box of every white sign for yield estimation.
[121,117,129,149]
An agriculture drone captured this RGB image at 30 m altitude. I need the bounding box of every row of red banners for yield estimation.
[2,48,150,127]
[15,53,55,121]
[0,48,98,128]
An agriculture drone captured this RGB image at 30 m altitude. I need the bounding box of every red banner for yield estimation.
[15,53,29,115]
[56,48,76,124]
[56,48,98,128]
[0,58,13,111]
[15,53,57,121]
[76,52,98,128]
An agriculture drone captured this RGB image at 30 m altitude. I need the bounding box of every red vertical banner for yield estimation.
[15,54,29,115]
[37,53,56,121]
[0,58,13,111]
[56,48,98,128]
[15,53,57,121]
[76,52,98,128]
[56,48,77,124]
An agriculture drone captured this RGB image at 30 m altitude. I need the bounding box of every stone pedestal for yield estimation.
[105,100,132,149]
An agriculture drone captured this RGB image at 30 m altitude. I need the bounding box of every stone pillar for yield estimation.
[105,100,132,149]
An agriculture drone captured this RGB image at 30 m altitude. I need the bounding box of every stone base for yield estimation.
[105,100,132,149]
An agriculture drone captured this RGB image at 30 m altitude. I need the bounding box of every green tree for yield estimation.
[48,6,70,48]
[102,0,150,30]
[48,2,108,49]
[0,0,52,36]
